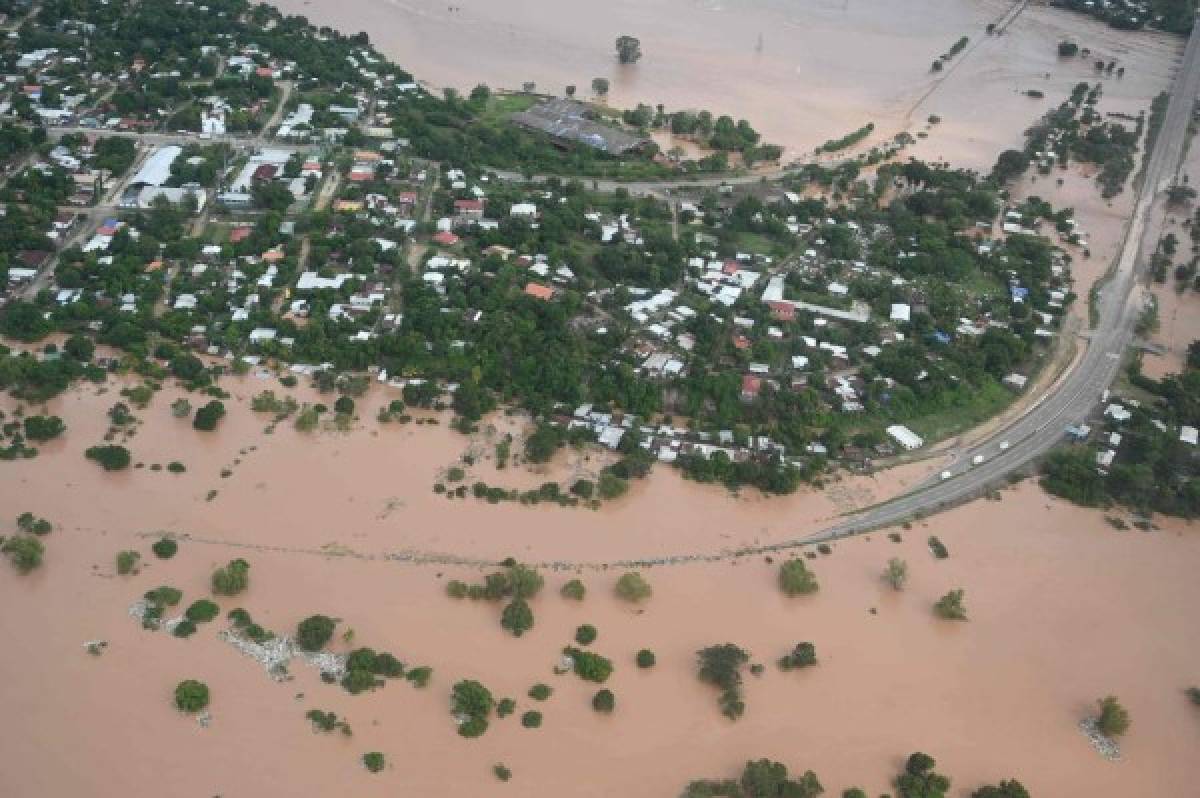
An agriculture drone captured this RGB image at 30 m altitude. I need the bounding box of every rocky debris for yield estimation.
[83,640,108,656]
[1079,717,1121,761]
[197,710,212,729]
[219,629,346,682]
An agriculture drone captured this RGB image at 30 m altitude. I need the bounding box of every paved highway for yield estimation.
[809,18,1200,541]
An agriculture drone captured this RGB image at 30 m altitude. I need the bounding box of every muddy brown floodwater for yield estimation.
[1,381,1198,797]
[269,0,1180,168]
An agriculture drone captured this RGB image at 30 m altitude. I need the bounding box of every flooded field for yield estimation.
[1,383,1199,796]
[271,0,1180,168]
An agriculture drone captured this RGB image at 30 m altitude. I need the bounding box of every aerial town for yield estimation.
[0,0,1198,796]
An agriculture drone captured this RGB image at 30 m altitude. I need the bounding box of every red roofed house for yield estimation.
[256,66,274,78]
[252,163,277,181]
[732,334,751,351]
[432,231,460,246]
[397,192,418,206]
[740,375,762,402]
[722,260,741,276]
[524,283,555,301]
[767,301,796,322]
[454,199,485,218]
[229,226,253,244]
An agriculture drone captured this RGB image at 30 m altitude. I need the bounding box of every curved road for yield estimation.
[811,18,1200,541]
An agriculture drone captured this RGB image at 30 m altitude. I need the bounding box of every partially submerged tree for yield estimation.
[884,557,909,590]
[933,589,967,620]
[779,559,819,596]
[615,571,652,602]
[1096,695,1130,737]
[615,35,642,64]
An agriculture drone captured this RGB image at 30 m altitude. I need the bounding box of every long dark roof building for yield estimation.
[510,98,650,155]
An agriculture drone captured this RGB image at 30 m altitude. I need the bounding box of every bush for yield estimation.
[564,647,613,682]
[528,683,553,701]
[592,688,615,713]
[493,764,512,782]
[185,599,220,623]
[575,624,598,645]
[334,396,355,415]
[116,549,140,575]
[636,649,656,668]
[192,400,226,431]
[927,536,949,559]
[295,615,337,651]
[172,619,197,638]
[615,571,652,602]
[570,479,595,499]
[85,444,131,470]
[779,559,818,596]
[560,579,586,600]
[152,538,178,558]
[362,752,385,773]
[174,679,210,712]
[520,710,542,728]
[497,697,516,718]
[1188,687,1200,706]
[166,461,186,473]
[211,558,250,595]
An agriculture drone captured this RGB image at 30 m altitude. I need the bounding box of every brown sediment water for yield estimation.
[0,383,1198,796]
[269,0,1180,168]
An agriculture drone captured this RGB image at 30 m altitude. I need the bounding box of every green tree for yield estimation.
[779,559,819,596]
[193,400,226,431]
[615,35,643,64]
[174,679,210,712]
[452,679,494,737]
[575,624,597,645]
[592,688,615,712]
[362,752,385,772]
[933,589,967,620]
[615,571,652,602]
[500,597,534,636]
[295,615,337,651]
[116,550,140,575]
[561,578,586,600]
[85,444,131,471]
[3,535,44,573]
[885,557,909,590]
[211,558,250,595]
[696,643,749,720]
[971,781,1030,798]
[636,649,656,668]
[521,710,542,728]
[591,77,610,97]
[1096,695,1130,737]
[896,752,950,798]
[152,538,178,559]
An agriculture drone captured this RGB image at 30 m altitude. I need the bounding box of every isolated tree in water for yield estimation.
[1096,695,1130,737]
[591,77,610,97]
[615,35,642,64]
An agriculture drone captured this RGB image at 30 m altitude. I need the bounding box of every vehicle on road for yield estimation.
[999,441,1010,451]
[940,470,952,481]
[971,454,985,466]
